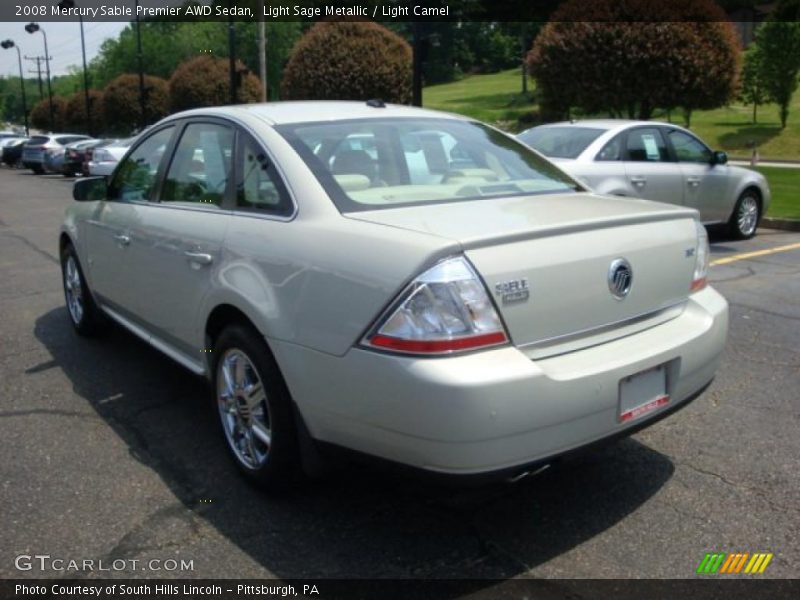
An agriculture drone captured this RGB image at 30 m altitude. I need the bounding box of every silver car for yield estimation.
[61,102,728,488]
[518,120,770,239]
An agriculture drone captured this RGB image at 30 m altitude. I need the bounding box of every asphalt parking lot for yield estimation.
[0,167,798,583]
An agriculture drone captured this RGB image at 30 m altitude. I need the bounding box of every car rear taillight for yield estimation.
[93,149,113,162]
[691,221,709,292]
[363,256,509,355]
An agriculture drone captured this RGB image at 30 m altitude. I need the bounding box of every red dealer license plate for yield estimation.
[618,365,670,423]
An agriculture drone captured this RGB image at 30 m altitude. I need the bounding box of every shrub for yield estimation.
[29,96,68,132]
[64,90,105,135]
[281,21,412,104]
[168,55,262,113]
[102,73,168,135]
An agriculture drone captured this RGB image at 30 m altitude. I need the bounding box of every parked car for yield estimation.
[62,102,728,488]
[1,137,28,167]
[87,138,134,177]
[22,134,91,174]
[517,120,771,239]
[60,139,104,177]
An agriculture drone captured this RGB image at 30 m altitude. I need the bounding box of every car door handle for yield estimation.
[629,176,647,186]
[113,233,131,246]
[686,177,701,187]
[184,251,213,266]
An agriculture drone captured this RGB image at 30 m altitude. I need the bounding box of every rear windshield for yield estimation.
[26,136,49,146]
[56,135,89,145]
[276,118,580,213]
[518,126,605,159]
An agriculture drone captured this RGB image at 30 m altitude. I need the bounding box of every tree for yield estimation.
[168,55,261,113]
[754,20,800,128]
[102,74,168,135]
[281,22,412,104]
[527,0,741,121]
[740,44,772,123]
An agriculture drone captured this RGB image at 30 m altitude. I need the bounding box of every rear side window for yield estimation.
[235,134,293,216]
[108,126,174,203]
[517,126,604,159]
[26,136,49,146]
[625,128,670,162]
[161,123,234,207]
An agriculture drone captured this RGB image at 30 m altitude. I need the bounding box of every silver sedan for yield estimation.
[61,103,728,489]
[518,120,770,239]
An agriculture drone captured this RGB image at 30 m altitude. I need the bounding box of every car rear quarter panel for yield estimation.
[196,213,460,359]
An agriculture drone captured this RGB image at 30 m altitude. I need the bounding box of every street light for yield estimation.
[1,40,29,136]
[57,0,92,134]
[25,22,54,132]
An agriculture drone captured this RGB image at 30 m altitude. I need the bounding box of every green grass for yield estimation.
[423,68,800,160]
[754,167,800,220]
[423,68,534,127]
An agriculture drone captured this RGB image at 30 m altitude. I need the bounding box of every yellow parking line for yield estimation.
[711,242,800,266]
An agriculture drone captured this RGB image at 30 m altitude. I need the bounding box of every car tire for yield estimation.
[728,190,761,240]
[212,324,300,489]
[32,165,44,175]
[61,244,107,336]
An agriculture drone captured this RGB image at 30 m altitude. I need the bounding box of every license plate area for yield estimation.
[618,364,670,423]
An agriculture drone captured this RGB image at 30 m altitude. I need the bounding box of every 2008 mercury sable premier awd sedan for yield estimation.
[61,102,728,488]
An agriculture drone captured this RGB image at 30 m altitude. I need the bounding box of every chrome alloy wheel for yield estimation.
[64,255,84,325]
[737,195,759,237]
[217,348,272,469]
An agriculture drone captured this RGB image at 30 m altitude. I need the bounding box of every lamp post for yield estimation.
[134,0,146,128]
[25,22,54,132]
[1,40,29,136]
[57,0,91,134]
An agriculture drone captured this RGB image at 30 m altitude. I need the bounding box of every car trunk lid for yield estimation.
[347,193,700,353]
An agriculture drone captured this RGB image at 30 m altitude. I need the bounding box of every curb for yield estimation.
[762,218,800,232]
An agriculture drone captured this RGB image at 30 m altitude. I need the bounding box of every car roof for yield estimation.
[167,101,470,126]
[528,119,688,133]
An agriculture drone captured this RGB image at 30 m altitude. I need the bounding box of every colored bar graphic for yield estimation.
[698,552,773,575]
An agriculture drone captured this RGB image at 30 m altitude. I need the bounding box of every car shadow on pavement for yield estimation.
[34,307,675,581]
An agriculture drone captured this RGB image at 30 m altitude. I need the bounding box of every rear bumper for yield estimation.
[273,286,728,476]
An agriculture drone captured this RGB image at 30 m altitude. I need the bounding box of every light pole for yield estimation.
[25,22,54,132]
[134,0,146,127]
[57,0,91,134]
[1,40,29,136]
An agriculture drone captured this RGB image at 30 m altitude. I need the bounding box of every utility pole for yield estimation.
[24,55,45,99]
[228,2,237,105]
[258,1,267,102]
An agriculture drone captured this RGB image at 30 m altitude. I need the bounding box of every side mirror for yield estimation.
[73,176,108,202]
[711,151,728,166]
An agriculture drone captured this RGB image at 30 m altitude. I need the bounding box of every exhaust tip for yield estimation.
[507,463,551,484]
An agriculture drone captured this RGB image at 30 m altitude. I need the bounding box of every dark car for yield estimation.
[61,139,103,177]
[1,137,28,167]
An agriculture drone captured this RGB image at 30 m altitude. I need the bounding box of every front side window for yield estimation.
[668,129,712,163]
[277,118,581,213]
[108,126,174,202]
[161,123,234,206]
[625,128,670,162]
